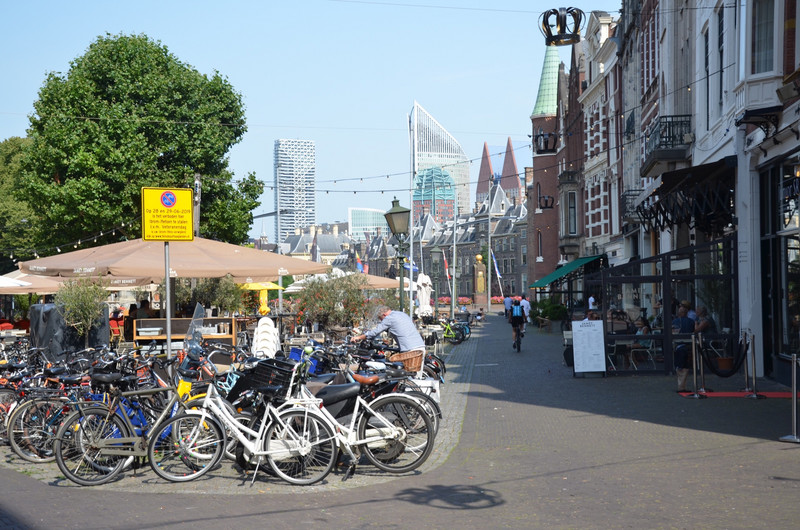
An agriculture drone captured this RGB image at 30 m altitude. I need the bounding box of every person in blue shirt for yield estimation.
[508,299,525,351]
[672,306,695,391]
[503,295,513,318]
[352,305,425,354]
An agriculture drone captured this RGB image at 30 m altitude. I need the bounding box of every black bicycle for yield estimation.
[513,322,522,352]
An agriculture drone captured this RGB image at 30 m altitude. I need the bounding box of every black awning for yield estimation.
[637,156,737,234]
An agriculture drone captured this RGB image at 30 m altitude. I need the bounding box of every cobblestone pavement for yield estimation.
[1,314,800,529]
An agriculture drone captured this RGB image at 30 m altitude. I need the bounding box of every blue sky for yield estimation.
[0,0,613,240]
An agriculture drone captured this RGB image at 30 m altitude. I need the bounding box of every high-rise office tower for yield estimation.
[274,139,316,246]
[409,101,470,218]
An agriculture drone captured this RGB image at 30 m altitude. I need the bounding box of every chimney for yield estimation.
[310,225,316,237]
[333,225,338,237]
[295,227,300,236]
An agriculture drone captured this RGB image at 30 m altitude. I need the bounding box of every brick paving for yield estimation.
[1,314,799,528]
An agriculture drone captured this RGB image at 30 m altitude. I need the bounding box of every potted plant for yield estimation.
[55,277,109,348]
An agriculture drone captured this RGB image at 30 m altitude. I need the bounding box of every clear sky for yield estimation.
[0,0,614,241]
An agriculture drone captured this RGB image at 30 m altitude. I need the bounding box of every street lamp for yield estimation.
[384,197,411,313]
[431,245,441,319]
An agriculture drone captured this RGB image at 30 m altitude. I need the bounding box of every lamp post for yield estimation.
[384,197,411,314]
[431,246,440,319]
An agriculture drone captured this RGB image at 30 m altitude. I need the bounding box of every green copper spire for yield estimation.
[531,46,561,117]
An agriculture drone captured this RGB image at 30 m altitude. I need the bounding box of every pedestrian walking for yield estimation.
[503,294,513,319]
[520,294,531,336]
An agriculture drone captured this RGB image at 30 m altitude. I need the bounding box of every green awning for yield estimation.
[530,255,602,288]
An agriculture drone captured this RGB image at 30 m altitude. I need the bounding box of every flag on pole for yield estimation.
[310,232,321,263]
[491,249,502,279]
[355,251,364,273]
[442,248,451,280]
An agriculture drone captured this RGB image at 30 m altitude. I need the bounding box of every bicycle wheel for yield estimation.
[9,398,71,463]
[265,409,336,485]
[400,390,441,436]
[0,388,18,444]
[148,412,225,483]
[54,407,130,486]
[358,395,434,473]
[445,328,464,344]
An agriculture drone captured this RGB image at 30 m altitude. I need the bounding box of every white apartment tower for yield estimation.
[274,139,316,245]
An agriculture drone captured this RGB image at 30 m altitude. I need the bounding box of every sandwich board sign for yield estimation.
[572,319,606,373]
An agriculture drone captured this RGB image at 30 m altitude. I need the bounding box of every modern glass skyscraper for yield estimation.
[348,207,390,241]
[274,139,316,245]
[409,101,470,218]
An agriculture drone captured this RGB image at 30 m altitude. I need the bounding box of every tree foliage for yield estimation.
[294,273,381,328]
[0,137,35,272]
[20,33,262,248]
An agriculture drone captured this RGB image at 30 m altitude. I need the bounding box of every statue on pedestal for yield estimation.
[474,254,487,305]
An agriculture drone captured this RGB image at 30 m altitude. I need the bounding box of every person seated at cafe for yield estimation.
[13,316,30,331]
[694,306,716,335]
[136,300,154,319]
[631,318,652,350]
[681,299,697,321]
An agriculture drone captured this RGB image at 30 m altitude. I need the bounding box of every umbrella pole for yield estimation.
[165,242,172,361]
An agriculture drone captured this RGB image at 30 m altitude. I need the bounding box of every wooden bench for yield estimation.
[536,316,552,333]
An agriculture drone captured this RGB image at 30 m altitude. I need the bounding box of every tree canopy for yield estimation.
[20,33,262,249]
[0,137,36,270]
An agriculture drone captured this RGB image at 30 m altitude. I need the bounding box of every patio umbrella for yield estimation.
[239,281,284,291]
[0,271,61,295]
[18,237,329,281]
[0,275,31,289]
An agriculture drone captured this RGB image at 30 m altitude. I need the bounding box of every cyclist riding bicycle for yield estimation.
[509,299,524,351]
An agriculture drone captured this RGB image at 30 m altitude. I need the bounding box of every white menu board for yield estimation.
[572,320,606,373]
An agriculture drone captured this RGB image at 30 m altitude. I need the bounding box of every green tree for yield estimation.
[20,33,262,249]
[0,137,35,272]
[294,273,380,328]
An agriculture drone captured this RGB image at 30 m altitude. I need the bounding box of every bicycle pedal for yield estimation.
[342,464,356,481]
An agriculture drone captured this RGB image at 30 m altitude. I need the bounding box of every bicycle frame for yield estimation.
[70,386,181,457]
[290,386,407,455]
[187,383,315,466]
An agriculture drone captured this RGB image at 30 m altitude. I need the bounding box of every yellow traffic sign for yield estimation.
[141,187,194,241]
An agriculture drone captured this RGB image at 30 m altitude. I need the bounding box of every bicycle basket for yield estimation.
[250,357,305,397]
[389,350,424,372]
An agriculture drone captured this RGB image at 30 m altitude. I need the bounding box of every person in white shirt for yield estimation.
[588,295,596,310]
[520,294,531,336]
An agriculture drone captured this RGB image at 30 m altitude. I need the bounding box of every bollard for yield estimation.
[779,354,800,443]
[744,332,765,399]
[686,333,706,399]
[740,331,753,392]
[697,333,713,394]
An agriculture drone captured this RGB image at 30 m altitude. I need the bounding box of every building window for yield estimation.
[510,258,515,272]
[568,192,577,235]
[751,0,774,74]
[521,245,527,265]
[537,230,543,257]
[717,8,724,106]
[503,258,509,274]
[704,29,710,129]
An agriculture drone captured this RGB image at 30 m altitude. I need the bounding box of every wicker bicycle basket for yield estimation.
[389,350,424,372]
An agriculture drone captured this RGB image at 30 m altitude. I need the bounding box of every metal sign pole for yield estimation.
[164,241,171,359]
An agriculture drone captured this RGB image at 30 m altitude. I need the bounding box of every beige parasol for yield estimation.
[18,237,329,281]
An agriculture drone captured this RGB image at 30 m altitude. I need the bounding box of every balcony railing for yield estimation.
[621,188,644,224]
[644,115,691,158]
